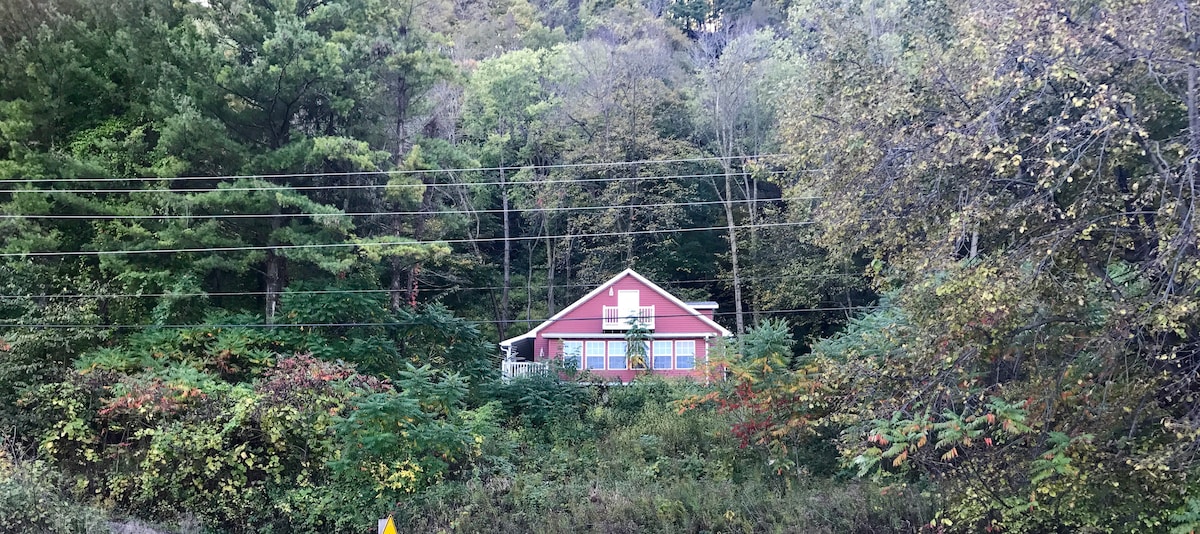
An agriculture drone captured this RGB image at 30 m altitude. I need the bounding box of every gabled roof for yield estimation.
[499,268,733,346]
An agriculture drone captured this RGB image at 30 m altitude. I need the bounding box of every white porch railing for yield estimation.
[502,360,550,380]
[601,305,655,330]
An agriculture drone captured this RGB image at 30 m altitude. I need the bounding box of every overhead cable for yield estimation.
[0,220,823,258]
[0,195,819,220]
[0,272,863,300]
[0,306,879,330]
[0,154,800,184]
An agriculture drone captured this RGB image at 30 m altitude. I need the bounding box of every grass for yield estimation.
[397,378,934,533]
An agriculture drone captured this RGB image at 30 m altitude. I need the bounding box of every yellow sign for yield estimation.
[381,516,398,534]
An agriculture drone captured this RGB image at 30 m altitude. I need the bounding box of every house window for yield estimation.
[562,341,583,369]
[630,341,649,370]
[585,341,605,370]
[608,341,627,370]
[675,340,696,369]
[653,340,673,370]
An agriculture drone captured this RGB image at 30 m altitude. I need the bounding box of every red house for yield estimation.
[499,269,732,382]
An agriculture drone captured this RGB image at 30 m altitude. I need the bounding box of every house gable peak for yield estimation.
[500,268,732,347]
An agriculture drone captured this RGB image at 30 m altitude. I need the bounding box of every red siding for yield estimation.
[528,274,726,382]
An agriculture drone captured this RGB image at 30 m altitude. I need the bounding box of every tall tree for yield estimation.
[693,27,777,333]
[760,0,1200,527]
[180,0,410,321]
[460,47,563,336]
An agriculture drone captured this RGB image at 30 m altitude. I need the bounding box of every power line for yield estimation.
[1,170,756,194]
[0,220,822,258]
[0,154,798,184]
[0,169,794,194]
[0,305,878,330]
[0,272,864,300]
[0,195,818,220]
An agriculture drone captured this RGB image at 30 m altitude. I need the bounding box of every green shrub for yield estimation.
[0,446,111,534]
[23,356,500,532]
[484,373,594,428]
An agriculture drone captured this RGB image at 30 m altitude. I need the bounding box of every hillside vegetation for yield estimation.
[1,0,1199,532]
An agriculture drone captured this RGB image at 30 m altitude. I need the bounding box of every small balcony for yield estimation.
[602,305,655,330]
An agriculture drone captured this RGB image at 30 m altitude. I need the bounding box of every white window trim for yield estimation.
[608,340,628,370]
[585,341,606,370]
[565,338,712,373]
[652,340,673,370]
[562,340,584,370]
[675,340,696,370]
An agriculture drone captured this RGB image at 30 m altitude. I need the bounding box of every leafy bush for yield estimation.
[484,373,594,428]
[331,364,499,498]
[73,325,279,382]
[0,444,111,534]
[20,354,505,533]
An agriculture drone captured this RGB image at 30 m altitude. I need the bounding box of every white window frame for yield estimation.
[652,340,673,370]
[562,340,584,369]
[585,341,605,370]
[675,340,696,370]
[608,340,627,370]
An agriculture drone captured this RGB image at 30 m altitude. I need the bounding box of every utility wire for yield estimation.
[0,220,824,258]
[0,154,799,184]
[0,306,878,330]
[0,195,818,220]
[0,273,863,300]
[0,170,791,194]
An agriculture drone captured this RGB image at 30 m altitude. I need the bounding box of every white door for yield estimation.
[617,290,640,318]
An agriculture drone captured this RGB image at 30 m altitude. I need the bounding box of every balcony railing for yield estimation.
[501,360,550,380]
[601,305,655,330]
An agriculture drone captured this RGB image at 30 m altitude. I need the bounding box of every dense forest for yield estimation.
[0,0,1197,532]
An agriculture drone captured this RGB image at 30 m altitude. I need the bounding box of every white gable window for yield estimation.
[585,341,605,370]
[652,340,673,370]
[675,340,696,369]
[608,340,627,370]
[562,341,583,369]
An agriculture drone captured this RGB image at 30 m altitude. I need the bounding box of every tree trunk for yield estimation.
[500,167,511,338]
[721,163,745,334]
[1173,3,1198,295]
[407,264,420,309]
[390,210,404,311]
[747,172,760,325]
[1184,4,1198,218]
[526,245,535,321]
[969,225,979,260]
[547,236,556,315]
[626,165,638,265]
[453,177,505,329]
[265,250,283,325]
[390,255,404,312]
[396,74,411,156]
[265,209,283,325]
[563,236,573,307]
